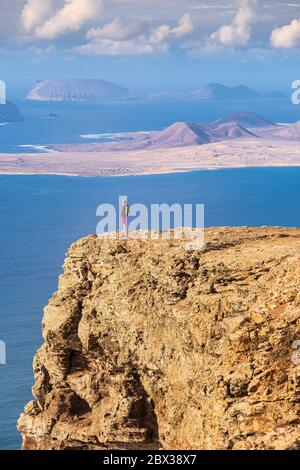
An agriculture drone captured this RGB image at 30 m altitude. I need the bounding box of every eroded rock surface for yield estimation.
[18,227,300,450]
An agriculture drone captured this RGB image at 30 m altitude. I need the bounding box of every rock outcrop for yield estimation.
[18,227,300,450]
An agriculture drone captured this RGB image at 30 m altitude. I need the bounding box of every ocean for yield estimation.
[0,169,300,449]
[0,98,300,449]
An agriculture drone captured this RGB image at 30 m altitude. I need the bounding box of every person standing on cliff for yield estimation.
[121,199,130,231]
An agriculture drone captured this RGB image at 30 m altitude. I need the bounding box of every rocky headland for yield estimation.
[18,227,300,450]
[0,101,24,123]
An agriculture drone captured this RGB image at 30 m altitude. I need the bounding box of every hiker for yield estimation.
[121,199,129,230]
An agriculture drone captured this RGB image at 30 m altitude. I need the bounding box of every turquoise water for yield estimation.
[0,168,300,449]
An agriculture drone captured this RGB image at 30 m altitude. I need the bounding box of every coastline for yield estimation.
[2,164,300,179]
[1,138,300,177]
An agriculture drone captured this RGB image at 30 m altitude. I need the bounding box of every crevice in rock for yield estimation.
[69,351,88,374]
[69,393,92,418]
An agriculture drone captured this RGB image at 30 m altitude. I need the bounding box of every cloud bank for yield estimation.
[78,14,194,55]
[21,0,54,31]
[211,0,257,46]
[4,0,300,58]
[271,18,300,48]
[22,0,105,39]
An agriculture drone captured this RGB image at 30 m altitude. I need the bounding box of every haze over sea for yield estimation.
[0,98,300,449]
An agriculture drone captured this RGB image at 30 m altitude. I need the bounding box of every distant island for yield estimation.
[0,109,299,177]
[26,79,286,103]
[1,111,300,178]
[48,111,283,151]
[148,83,287,102]
[26,79,136,103]
[0,101,24,123]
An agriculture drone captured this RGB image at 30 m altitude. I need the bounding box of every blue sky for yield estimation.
[1,0,300,93]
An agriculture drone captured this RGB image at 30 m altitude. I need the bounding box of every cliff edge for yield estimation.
[18,227,300,450]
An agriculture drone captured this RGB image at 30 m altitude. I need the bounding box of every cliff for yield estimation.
[18,227,300,450]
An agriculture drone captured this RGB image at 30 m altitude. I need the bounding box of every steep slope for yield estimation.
[0,101,24,122]
[214,111,276,129]
[148,121,256,148]
[26,79,133,102]
[210,122,257,139]
[18,227,300,450]
[150,122,212,147]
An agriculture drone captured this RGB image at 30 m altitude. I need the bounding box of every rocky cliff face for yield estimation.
[18,227,300,450]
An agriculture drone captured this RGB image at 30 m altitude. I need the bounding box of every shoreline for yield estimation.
[1,163,300,179]
[1,138,300,177]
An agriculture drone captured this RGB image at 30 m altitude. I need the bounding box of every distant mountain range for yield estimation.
[0,101,25,123]
[26,79,287,103]
[148,83,287,102]
[195,83,260,100]
[142,112,300,148]
[135,111,277,148]
[148,120,257,148]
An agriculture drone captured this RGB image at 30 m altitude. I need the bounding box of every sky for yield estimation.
[1,0,300,93]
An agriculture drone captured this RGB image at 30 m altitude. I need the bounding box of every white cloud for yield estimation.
[150,14,193,43]
[13,0,300,58]
[211,0,257,46]
[271,18,300,48]
[79,14,193,55]
[21,0,54,31]
[87,17,144,41]
[34,0,105,39]
[77,38,162,56]
[173,14,194,38]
